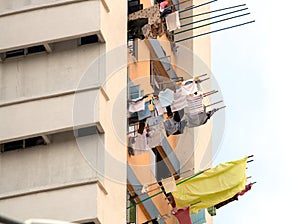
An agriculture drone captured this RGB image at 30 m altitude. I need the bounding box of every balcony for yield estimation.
[0,0,103,52]
[0,87,103,144]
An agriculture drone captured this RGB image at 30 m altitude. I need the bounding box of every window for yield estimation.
[27,45,46,54]
[0,136,46,153]
[80,34,99,46]
[5,49,25,59]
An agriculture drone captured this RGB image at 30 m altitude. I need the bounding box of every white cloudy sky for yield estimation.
[209,0,300,223]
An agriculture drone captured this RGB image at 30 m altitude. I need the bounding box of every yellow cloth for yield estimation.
[172,157,247,213]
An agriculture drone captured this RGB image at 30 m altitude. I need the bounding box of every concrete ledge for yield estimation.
[0,178,108,201]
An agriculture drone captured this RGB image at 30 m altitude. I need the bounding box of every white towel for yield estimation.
[158,88,174,107]
[166,11,181,31]
[129,99,145,112]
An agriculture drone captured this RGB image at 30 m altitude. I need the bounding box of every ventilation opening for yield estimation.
[5,49,25,58]
[80,34,99,46]
[28,45,46,54]
[1,136,46,153]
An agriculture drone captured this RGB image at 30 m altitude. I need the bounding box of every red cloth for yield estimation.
[238,183,253,196]
[160,0,168,9]
[173,206,192,224]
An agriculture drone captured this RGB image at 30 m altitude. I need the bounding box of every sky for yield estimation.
[209,0,300,223]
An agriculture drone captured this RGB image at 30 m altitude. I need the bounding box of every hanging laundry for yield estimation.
[166,11,181,31]
[181,79,198,95]
[173,206,193,224]
[141,184,148,193]
[128,18,149,40]
[158,88,174,107]
[128,4,161,25]
[172,157,248,213]
[160,5,174,18]
[186,108,217,128]
[186,94,204,115]
[161,176,177,193]
[191,209,206,224]
[152,98,165,116]
[138,101,152,120]
[172,120,187,135]
[134,132,148,155]
[128,136,136,156]
[147,128,162,148]
[171,87,188,112]
[214,194,239,209]
[238,183,254,196]
[207,206,216,216]
[142,22,164,39]
[129,98,145,113]
[164,118,179,136]
[159,0,168,12]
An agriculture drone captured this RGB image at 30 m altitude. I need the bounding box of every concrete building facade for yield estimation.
[0,0,127,224]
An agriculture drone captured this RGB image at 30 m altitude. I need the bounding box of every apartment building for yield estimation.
[0,0,220,224]
[0,0,127,224]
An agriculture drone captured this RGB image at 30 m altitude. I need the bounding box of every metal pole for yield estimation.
[181,7,248,28]
[199,77,210,83]
[180,4,246,20]
[126,169,208,209]
[176,20,255,43]
[179,0,218,13]
[175,12,250,35]
[205,100,223,107]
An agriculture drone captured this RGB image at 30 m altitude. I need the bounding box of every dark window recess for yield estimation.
[80,35,99,45]
[28,45,46,54]
[25,136,45,147]
[128,0,143,14]
[75,126,99,137]
[81,222,95,224]
[1,136,46,152]
[5,49,25,58]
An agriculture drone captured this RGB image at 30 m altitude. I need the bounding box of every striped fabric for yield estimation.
[186,94,204,115]
[171,87,187,112]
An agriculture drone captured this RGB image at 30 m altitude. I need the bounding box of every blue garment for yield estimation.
[191,209,206,224]
[138,101,152,121]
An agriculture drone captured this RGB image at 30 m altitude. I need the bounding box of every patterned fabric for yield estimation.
[171,87,187,112]
[141,22,164,39]
[128,4,161,25]
[181,79,198,95]
[186,94,204,115]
